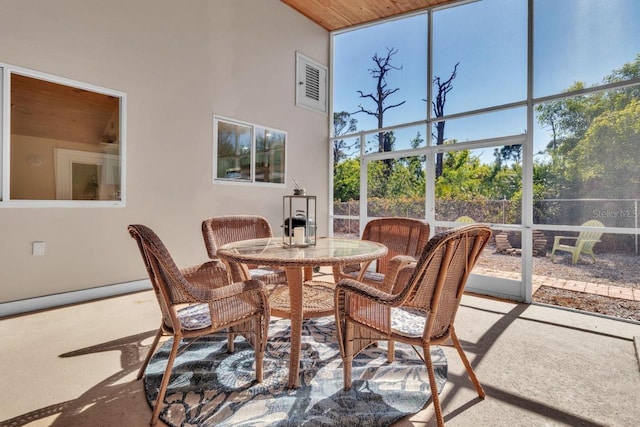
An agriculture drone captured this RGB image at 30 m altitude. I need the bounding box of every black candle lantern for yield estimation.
[283,192,316,247]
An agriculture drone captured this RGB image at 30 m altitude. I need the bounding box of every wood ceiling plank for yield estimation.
[281,0,457,31]
[10,73,118,145]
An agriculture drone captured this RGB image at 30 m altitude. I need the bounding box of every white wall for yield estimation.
[0,0,329,305]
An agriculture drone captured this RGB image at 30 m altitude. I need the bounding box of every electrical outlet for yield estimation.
[32,241,46,256]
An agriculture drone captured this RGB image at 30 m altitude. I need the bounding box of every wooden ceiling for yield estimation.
[11,73,119,146]
[281,0,459,31]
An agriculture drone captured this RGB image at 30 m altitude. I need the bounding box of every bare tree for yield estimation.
[432,62,459,178]
[353,47,406,156]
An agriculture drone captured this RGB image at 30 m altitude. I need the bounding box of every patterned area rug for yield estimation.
[144,317,447,426]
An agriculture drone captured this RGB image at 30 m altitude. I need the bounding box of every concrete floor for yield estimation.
[1,289,639,427]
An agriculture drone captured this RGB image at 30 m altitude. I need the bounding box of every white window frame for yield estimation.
[0,62,126,208]
[212,115,287,187]
[329,0,640,304]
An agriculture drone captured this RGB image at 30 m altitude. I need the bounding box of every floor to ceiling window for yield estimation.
[331,0,640,310]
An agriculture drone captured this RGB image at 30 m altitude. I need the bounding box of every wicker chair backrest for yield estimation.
[128,224,202,331]
[202,215,274,259]
[397,224,492,341]
[362,217,430,274]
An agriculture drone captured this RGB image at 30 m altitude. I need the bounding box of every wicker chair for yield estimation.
[333,217,430,292]
[334,224,492,427]
[202,215,288,287]
[128,224,270,426]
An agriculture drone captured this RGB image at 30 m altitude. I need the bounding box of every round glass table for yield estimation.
[217,237,387,388]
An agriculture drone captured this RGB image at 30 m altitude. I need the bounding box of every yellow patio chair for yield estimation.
[455,215,475,223]
[550,220,604,264]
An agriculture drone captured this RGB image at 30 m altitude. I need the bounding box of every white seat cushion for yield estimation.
[177,303,211,330]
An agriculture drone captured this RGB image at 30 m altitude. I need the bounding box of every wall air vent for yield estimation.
[305,63,320,101]
[296,52,327,114]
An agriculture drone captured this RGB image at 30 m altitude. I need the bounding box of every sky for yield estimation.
[332,0,640,161]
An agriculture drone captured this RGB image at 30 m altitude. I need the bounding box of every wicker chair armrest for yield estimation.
[335,277,398,306]
[189,278,266,303]
[380,255,416,292]
[343,263,363,273]
[225,261,251,282]
[181,260,229,288]
[180,260,224,272]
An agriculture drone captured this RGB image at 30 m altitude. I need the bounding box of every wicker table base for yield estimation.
[269,281,336,319]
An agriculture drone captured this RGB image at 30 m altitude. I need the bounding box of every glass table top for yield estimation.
[217,237,387,265]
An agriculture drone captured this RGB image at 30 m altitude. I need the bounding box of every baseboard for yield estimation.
[0,279,152,318]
